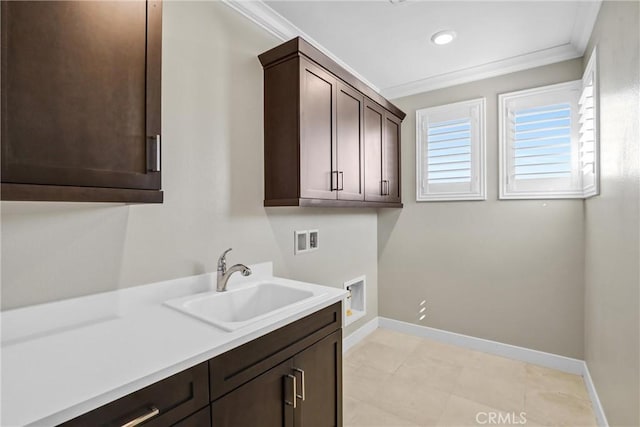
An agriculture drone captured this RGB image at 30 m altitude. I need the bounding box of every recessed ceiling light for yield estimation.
[431,30,457,46]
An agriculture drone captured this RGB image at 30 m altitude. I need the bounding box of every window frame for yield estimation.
[499,81,584,200]
[415,98,486,202]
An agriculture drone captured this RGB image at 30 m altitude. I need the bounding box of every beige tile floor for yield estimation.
[344,329,597,427]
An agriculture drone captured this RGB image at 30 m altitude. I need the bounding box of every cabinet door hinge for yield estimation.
[147,135,161,172]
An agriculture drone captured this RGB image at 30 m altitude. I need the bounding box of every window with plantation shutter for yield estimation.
[499,71,599,200]
[416,98,486,201]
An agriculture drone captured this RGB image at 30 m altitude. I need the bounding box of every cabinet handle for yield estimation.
[285,374,297,408]
[147,135,161,172]
[120,406,160,427]
[293,367,306,401]
[330,171,339,191]
[338,172,344,191]
[381,180,388,195]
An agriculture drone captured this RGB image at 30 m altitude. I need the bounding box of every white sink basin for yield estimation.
[165,282,326,331]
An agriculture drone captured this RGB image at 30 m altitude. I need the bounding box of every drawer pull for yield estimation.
[121,407,160,427]
[284,374,297,408]
[293,367,306,401]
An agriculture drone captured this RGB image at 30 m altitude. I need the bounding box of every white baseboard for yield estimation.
[344,316,608,426]
[378,317,585,375]
[582,363,609,427]
[342,317,378,353]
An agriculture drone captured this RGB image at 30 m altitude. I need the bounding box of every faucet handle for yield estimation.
[217,248,232,270]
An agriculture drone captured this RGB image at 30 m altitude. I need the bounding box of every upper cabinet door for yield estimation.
[336,83,364,201]
[1,0,162,201]
[383,113,402,203]
[363,100,385,202]
[299,58,337,200]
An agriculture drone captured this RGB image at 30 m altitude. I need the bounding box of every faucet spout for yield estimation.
[216,248,252,292]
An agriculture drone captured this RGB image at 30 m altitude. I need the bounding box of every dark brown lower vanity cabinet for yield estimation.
[60,303,342,427]
[212,331,341,427]
[211,303,342,427]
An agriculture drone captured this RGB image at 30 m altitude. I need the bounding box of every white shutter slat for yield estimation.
[428,154,471,166]
[578,84,593,106]
[428,153,471,162]
[515,106,571,118]
[427,117,469,131]
[515,145,572,156]
[428,138,471,149]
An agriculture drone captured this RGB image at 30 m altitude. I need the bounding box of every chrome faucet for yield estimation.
[216,248,252,292]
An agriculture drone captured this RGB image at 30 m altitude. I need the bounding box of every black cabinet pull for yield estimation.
[339,171,344,191]
[381,180,390,196]
[380,180,386,195]
[330,171,339,191]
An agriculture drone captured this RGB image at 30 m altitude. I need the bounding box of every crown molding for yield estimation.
[381,43,582,100]
[570,0,602,53]
[221,0,381,93]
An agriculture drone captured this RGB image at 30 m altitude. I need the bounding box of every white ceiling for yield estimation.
[225,0,601,99]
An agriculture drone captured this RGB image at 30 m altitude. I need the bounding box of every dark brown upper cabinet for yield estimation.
[1,1,163,203]
[259,37,405,208]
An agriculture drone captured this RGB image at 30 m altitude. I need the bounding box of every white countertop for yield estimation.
[1,263,347,426]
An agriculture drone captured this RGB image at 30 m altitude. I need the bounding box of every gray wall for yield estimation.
[0,1,378,336]
[583,2,640,426]
[379,59,586,358]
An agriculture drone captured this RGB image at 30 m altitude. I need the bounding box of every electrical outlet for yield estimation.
[308,230,319,251]
[294,230,309,255]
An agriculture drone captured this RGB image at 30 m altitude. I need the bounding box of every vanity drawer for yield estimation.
[60,362,209,427]
[209,301,341,400]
